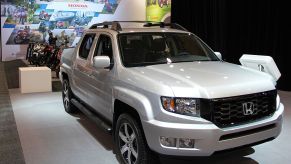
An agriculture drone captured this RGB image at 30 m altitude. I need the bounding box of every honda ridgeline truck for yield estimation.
[59,21,284,164]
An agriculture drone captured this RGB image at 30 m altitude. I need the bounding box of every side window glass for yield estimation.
[94,35,113,63]
[79,34,96,59]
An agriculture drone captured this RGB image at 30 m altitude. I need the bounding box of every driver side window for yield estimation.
[94,34,113,64]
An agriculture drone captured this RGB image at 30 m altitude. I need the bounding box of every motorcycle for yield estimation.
[26,41,35,64]
[14,29,30,44]
[38,44,54,66]
[52,36,70,77]
[30,43,46,66]
[54,44,67,78]
[46,45,59,70]
[39,11,49,20]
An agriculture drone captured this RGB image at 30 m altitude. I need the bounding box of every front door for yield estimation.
[87,33,115,121]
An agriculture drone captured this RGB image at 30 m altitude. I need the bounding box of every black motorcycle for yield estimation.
[26,42,35,64]
[30,43,46,66]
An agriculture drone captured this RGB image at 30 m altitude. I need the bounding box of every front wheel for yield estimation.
[14,35,23,44]
[115,114,158,164]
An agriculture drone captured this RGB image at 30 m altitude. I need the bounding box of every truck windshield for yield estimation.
[118,33,219,67]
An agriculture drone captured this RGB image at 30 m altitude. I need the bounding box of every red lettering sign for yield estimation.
[68,4,88,8]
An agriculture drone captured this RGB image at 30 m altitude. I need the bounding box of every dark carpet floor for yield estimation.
[3,59,62,92]
[0,60,61,164]
[52,80,62,92]
[3,59,27,89]
[0,62,26,164]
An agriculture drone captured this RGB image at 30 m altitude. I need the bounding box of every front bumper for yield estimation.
[142,103,284,156]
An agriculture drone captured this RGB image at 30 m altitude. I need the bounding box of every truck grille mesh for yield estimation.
[201,90,277,128]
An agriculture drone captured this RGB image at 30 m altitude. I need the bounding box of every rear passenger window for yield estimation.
[79,34,96,59]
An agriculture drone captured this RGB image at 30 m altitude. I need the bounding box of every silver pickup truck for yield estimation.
[59,21,284,164]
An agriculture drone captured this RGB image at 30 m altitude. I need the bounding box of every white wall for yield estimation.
[1,17,28,61]
[89,0,145,24]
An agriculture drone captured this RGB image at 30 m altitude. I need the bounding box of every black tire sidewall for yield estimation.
[62,79,75,113]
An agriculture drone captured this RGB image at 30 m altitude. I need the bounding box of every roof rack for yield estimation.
[143,22,188,31]
[89,21,188,32]
[89,21,122,31]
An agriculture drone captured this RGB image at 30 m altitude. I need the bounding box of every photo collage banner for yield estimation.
[1,0,121,46]
[146,0,171,23]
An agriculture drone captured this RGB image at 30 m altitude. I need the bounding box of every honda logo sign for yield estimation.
[242,102,255,115]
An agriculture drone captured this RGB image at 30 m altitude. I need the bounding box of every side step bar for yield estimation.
[71,98,112,134]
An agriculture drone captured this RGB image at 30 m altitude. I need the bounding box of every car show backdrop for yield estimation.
[1,0,156,61]
[146,0,171,23]
[171,0,290,91]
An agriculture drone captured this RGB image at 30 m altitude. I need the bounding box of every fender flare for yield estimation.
[113,86,154,121]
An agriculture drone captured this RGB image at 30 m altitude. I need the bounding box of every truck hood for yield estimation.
[127,61,275,98]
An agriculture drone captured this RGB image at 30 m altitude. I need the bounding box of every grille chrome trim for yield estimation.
[219,124,276,141]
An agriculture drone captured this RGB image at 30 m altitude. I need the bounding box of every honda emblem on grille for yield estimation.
[242,102,255,115]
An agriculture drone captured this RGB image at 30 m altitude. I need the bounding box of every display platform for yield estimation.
[2,59,62,92]
[19,67,52,93]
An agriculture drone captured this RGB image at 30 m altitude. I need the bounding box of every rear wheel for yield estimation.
[115,114,159,164]
[62,78,77,113]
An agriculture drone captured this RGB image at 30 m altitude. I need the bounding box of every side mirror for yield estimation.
[93,56,110,69]
[214,52,222,60]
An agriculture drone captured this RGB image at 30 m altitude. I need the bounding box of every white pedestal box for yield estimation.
[19,67,52,93]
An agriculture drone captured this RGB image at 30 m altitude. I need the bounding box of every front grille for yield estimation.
[200,90,277,128]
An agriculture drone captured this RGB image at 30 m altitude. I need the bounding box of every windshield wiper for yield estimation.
[125,61,167,67]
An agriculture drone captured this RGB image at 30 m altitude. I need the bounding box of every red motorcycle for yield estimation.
[39,10,49,20]
[14,29,30,44]
[55,46,64,78]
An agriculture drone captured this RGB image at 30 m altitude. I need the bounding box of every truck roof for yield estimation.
[86,27,189,34]
[87,21,190,34]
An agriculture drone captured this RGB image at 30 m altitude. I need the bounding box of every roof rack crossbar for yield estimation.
[89,21,188,32]
[143,22,188,31]
[89,21,122,31]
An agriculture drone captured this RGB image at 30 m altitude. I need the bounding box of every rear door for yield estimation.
[72,33,97,102]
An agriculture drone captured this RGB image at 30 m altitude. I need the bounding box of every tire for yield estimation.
[55,68,60,78]
[62,78,77,113]
[14,35,23,44]
[37,54,46,66]
[115,114,159,164]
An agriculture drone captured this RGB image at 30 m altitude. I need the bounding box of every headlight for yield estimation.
[161,97,200,116]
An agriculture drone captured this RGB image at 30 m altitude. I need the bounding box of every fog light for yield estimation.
[160,136,176,147]
[179,138,195,148]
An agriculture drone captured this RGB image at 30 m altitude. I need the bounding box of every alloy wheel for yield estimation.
[63,81,70,110]
[118,123,138,164]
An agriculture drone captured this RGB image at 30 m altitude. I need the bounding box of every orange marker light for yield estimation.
[170,99,175,110]
[163,100,168,109]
